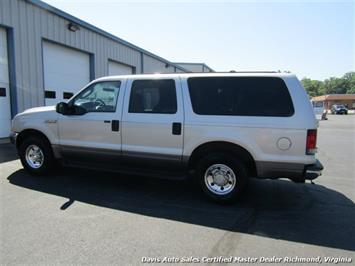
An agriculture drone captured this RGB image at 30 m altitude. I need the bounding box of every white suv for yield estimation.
[11,73,323,202]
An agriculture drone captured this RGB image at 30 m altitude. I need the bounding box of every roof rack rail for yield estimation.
[224,71,280,73]
[180,71,281,74]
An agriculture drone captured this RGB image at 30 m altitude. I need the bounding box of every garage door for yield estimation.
[108,60,133,76]
[43,41,90,106]
[0,27,11,138]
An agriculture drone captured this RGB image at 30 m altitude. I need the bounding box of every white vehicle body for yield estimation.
[11,73,323,201]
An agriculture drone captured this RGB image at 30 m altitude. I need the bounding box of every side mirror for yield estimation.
[56,102,87,115]
[56,102,69,115]
[73,105,87,115]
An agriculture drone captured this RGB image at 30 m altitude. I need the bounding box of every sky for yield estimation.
[42,0,354,80]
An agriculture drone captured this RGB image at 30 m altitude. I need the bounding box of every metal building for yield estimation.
[175,62,214,73]
[0,0,213,138]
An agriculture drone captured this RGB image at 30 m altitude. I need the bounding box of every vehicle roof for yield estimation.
[94,72,297,82]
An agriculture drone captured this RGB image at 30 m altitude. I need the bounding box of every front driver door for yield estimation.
[57,80,124,162]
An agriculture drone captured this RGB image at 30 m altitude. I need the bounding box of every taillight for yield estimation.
[306,129,317,155]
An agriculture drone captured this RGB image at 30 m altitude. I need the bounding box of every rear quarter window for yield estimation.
[187,77,294,117]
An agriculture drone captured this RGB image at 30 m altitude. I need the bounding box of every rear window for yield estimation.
[313,102,324,108]
[187,77,294,117]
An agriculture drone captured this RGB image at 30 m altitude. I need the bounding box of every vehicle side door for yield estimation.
[57,80,125,161]
[121,78,184,170]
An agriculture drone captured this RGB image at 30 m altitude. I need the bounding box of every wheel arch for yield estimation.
[16,129,52,150]
[188,141,257,176]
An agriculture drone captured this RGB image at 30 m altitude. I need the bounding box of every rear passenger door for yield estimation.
[121,78,184,166]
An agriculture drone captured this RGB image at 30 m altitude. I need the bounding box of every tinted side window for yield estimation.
[188,77,294,117]
[129,79,177,114]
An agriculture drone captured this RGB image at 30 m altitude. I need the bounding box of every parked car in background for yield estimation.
[331,104,348,115]
[10,73,323,203]
[312,101,327,120]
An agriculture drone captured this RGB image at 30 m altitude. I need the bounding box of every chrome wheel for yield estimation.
[204,164,236,195]
[25,145,44,169]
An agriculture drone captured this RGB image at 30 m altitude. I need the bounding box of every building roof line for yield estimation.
[26,0,190,72]
[312,94,355,100]
[174,62,214,71]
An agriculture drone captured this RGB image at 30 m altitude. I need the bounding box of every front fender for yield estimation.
[13,115,59,145]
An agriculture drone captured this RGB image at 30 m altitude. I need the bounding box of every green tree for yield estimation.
[301,71,355,96]
[342,72,355,94]
[301,78,324,97]
[323,77,347,94]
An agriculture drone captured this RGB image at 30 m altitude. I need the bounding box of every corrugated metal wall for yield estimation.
[0,0,185,112]
[175,63,213,73]
[143,54,176,74]
[177,63,204,72]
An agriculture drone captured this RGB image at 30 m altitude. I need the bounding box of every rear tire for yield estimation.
[195,153,249,203]
[18,136,55,175]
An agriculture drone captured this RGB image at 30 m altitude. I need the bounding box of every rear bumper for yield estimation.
[334,110,347,114]
[304,159,323,180]
[255,159,323,182]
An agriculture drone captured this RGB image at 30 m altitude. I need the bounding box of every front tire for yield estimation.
[18,136,55,175]
[195,153,249,203]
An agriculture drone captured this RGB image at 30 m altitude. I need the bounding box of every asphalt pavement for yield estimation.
[0,115,354,265]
